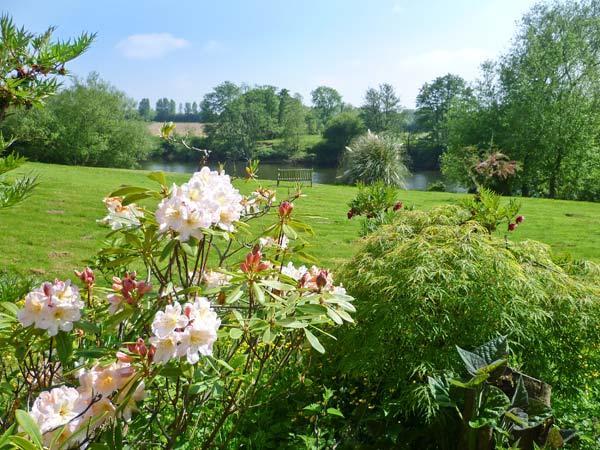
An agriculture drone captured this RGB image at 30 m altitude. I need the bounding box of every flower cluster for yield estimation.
[97,196,144,230]
[281,263,346,295]
[149,297,221,365]
[241,187,276,215]
[17,280,84,336]
[155,167,243,241]
[29,360,144,448]
[105,272,152,315]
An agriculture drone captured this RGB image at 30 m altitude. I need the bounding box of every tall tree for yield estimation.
[311,86,343,128]
[499,0,600,198]
[360,83,402,132]
[281,97,307,154]
[415,74,471,151]
[200,81,241,122]
[138,98,152,120]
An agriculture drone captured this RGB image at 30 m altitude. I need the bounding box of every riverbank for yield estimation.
[1,162,599,278]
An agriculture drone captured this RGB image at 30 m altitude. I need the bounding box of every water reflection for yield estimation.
[141,160,464,192]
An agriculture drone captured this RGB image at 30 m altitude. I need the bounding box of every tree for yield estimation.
[0,14,94,209]
[360,83,402,132]
[206,86,281,159]
[311,86,343,128]
[309,112,365,166]
[281,97,306,154]
[200,81,241,122]
[0,15,95,122]
[138,98,152,120]
[499,0,600,198]
[4,73,153,168]
[415,74,471,151]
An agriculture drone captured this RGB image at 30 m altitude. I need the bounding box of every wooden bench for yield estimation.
[276,168,313,187]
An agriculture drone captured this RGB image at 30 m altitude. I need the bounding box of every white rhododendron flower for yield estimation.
[97,196,144,230]
[30,386,89,448]
[30,386,86,434]
[202,270,231,290]
[151,302,189,339]
[149,296,221,365]
[155,167,243,241]
[17,280,84,336]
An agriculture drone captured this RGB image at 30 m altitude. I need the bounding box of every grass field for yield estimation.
[1,162,600,280]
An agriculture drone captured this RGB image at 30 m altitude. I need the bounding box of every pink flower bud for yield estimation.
[278,200,294,218]
[74,267,95,287]
[516,215,524,224]
[116,351,134,363]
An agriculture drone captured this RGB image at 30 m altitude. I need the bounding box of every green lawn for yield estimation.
[1,162,600,279]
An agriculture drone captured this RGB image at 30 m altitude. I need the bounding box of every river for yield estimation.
[141,160,462,192]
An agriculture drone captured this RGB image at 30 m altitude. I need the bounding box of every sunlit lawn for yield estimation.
[1,162,599,280]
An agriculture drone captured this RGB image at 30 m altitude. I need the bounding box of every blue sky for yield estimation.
[6,0,538,108]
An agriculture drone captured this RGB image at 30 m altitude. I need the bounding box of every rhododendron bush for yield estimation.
[0,165,354,449]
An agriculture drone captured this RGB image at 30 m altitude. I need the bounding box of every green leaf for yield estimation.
[428,376,456,408]
[303,403,322,414]
[8,436,38,450]
[263,327,274,344]
[456,345,488,376]
[109,186,149,197]
[229,328,243,339]
[473,335,508,365]
[54,331,73,367]
[511,375,529,408]
[15,410,42,448]
[252,282,265,304]
[468,386,510,430]
[259,279,296,291]
[326,407,345,418]
[74,320,101,334]
[304,328,325,354]
[448,373,489,389]
[148,171,167,187]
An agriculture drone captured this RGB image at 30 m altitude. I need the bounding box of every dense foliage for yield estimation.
[2,73,154,168]
[326,203,600,447]
[340,131,409,186]
[442,0,600,200]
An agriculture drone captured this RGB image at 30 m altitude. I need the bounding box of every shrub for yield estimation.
[0,165,355,448]
[340,130,409,186]
[308,112,365,166]
[426,180,446,192]
[324,204,600,448]
[3,73,154,168]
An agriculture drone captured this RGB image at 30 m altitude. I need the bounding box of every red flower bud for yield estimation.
[393,201,403,211]
[347,209,355,219]
[316,270,328,290]
[508,223,516,231]
[516,215,524,224]
[278,200,294,218]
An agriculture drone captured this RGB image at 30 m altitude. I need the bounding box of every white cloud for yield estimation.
[116,33,189,59]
